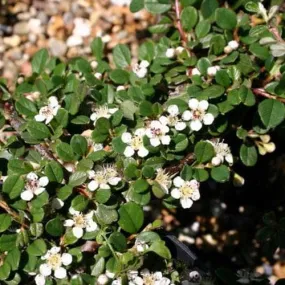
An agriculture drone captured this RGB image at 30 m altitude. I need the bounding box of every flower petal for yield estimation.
[190,120,202,131]
[173,176,184,187]
[188,98,199,110]
[39,264,52,277]
[182,110,192,121]
[73,227,84,238]
[21,190,34,201]
[39,176,49,187]
[61,253,73,266]
[134,128,145,137]
[35,274,46,285]
[171,188,181,199]
[167,105,179,116]
[54,267,67,279]
[226,154,234,164]
[181,198,193,208]
[159,116,168,126]
[198,100,209,111]
[88,180,99,191]
[27,172,38,180]
[34,187,45,196]
[203,113,214,125]
[161,135,171,145]
[86,221,98,232]
[150,138,160,147]
[192,190,200,201]
[175,122,186,131]
[64,219,74,227]
[124,146,135,157]
[138,147,149,158]
[34,114,46,122]
[121,132,132,143]
[48,96,59,108]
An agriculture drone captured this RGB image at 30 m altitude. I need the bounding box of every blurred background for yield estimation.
[1,1,285,284]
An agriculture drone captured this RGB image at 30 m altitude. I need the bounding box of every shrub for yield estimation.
[0,0,285,284]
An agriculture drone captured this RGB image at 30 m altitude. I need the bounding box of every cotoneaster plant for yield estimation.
[0,0,285,284]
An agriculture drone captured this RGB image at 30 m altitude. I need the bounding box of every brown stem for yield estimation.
[0,200,28,228]
[252,88,285,103]
[165,153,195,175]
[174,0,187,44]
[270,27,284,42]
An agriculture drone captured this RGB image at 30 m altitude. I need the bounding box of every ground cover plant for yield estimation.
[1,0,285,284]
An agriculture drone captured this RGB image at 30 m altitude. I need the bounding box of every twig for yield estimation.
[252,88,285,103]
[165,153,195,175]
[174,0,187,44]
[0,200,29,228]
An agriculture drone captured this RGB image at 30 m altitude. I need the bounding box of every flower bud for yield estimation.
[192,68,201,76]
[263,142,276,153]
[207,66,220,77]
[17,77,24,84]
[228,40,239,50]
[95,72,103,80]
[175,46,185,55]
[257,144,267,155]
[97,274,109,285]
[116,85,126,91]
[166,48,176,58]
[224,45,233,54]
[233,173,245,187]
[90,60,98,69]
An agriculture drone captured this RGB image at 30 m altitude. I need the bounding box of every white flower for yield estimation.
[166,48,176,58]
[129,269,173,285]
[90,105,118,124]
[207,66,220,76]
[159,105,186,131]
[35,96,60,124]
[64,208,98,238]
[145,120,171,147]
[97,274,109,285]
[116,85,126,91]
[189,271,201,283]
[134,239,149,253]
[175,46,185,55]
[182,99,214,131]
[133,60,150,78]
[95,72,103,80]
[35,247,72,283]
[91,60,98,69]
[228,40,239,50]
[208,140,233,166]
[192,68,201,76]
[170,176,200,209]
[121,128,149,158]
[155,168,172,194]
[21,172,49,201]
[88,165,121,191]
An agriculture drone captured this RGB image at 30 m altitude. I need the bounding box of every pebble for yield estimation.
[48,38,67,57]
[13,22,29,35]
[67,35,83,47]
[73,18,91,37]
[3,35,21,48]
[28,18,43,34]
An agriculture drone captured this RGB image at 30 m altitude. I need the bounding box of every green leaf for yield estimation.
[139,101,154,117]
[130,0,144,12]
[57,185,73,201]
[145,0,171,14]
[30,223,44,238]
[113,44,131,68]
[118,202,144,234]
[91,257,105,277]
[56,142,75,162]
[201,0,219,18]
[27,239,47,256]
[148,240,171,259]
[201,85,225,99]
[70,135,88,156]
[110,69,129,84]
[258,99,285,128]
[0,214,12,233]
[215,8,237,30]
[249,43,270,60]
[45,161,63,183]
[3,175,25,199]
[71,195,89,211]
[0,263,11,281]
[215,70,231,87]
[194,141,215,163]
[45,216,64,237]
[195,20,211,39]
[133,179,149,193]
[109,232,127,252]
[31,48,49,74]
[6,248,20,271]
[121,100,138,120]
[240,144,258,166]
[0,234,17,251]
[181,7,198,31]
[211,165,230,182]
[91,38,104,59]
[239,86,256,106]
[71,115,90,125]
[68,171,87,187]
[96,204,118,225]
[27,121,50,140]
[15,97,37,117]
[95,189,111,204]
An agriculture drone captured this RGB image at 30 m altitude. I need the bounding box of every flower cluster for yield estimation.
[35,96,60,124]
[133,60,150,78]
[90,105,118,124]
[88,165,121,191]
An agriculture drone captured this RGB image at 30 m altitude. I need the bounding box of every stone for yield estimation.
[67,35,83,47]
[3,35,21,48]
[28,18,43,34]
[73,18,91,37]
[13,22,29,35]
[48,38,67,57]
